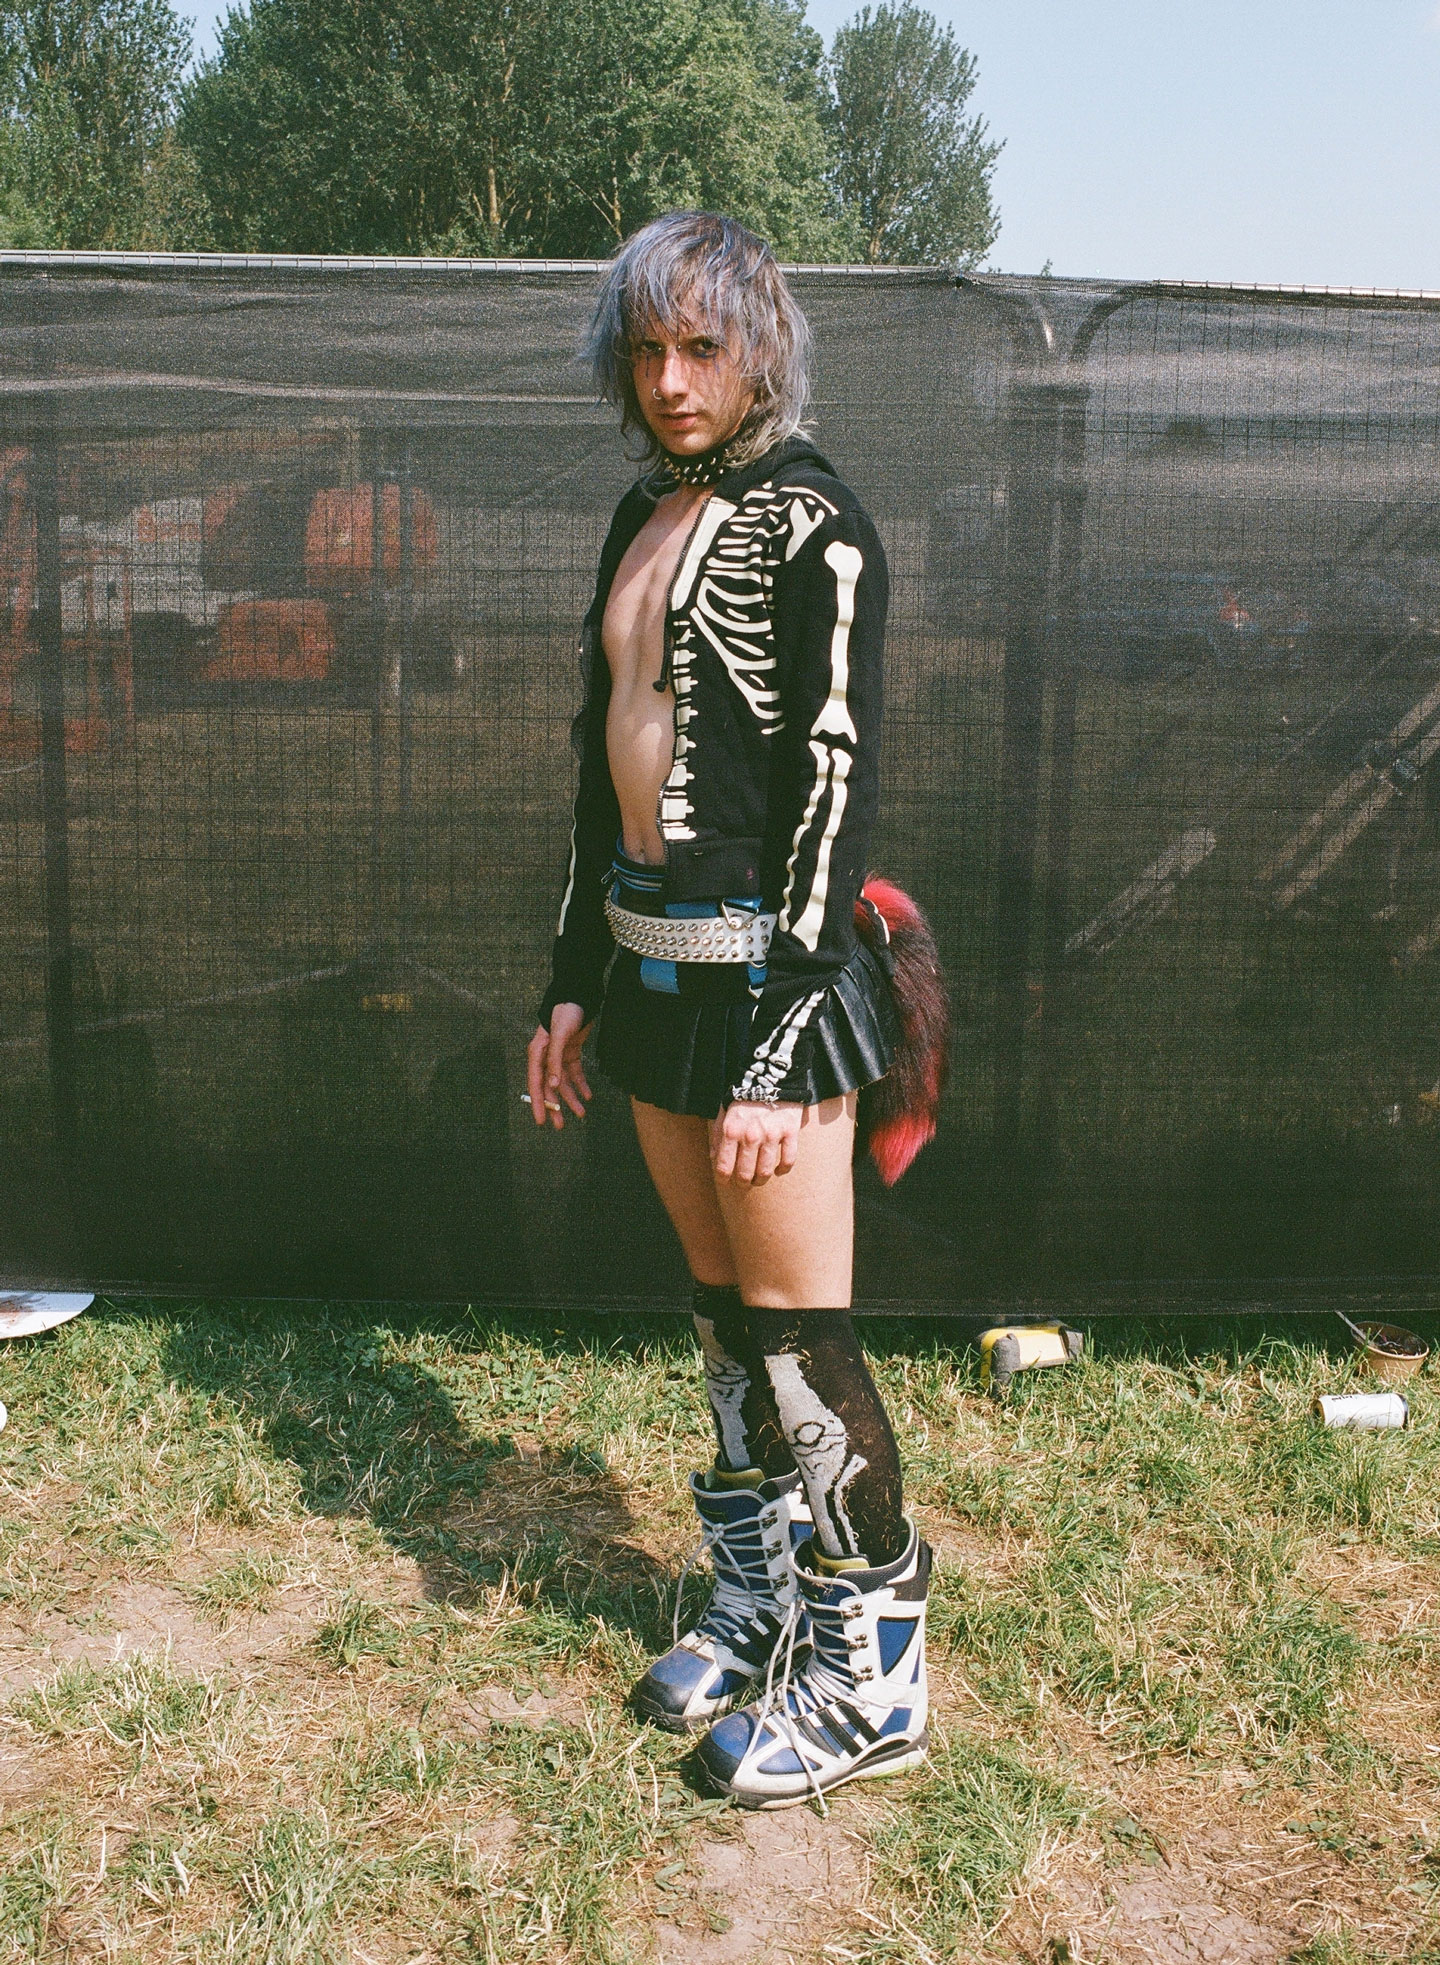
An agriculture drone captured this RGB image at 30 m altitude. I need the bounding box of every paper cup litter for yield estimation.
[1351,1321,1429,1385]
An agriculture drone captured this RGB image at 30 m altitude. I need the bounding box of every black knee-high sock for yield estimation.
[690,1282,794,1481]
[746,1310,908,1568]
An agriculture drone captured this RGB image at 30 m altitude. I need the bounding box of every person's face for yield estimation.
[631,313,755,456]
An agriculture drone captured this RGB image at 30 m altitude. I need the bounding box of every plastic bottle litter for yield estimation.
[1314,1391,1409,1431]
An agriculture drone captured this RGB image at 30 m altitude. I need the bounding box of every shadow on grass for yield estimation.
[107,1295,1440,1669]
[137,1296,695,1654]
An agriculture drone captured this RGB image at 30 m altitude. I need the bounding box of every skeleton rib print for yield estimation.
[539,437,887,1063]
[660,483,841,841]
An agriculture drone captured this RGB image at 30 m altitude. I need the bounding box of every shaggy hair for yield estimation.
[587,211,812,467]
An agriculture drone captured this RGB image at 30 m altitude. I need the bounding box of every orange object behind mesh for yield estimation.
[204,600,336,682]
[304,484,438,593]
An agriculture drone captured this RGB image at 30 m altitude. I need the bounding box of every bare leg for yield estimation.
[631,1093,857,1305]
[711,1093,857,1309]
[631,1099,737,1286]
[710,1094,904,1563]
[632,1090,904,1562]
[632,1098,791,1474]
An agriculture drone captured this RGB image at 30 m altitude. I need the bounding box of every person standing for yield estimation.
[527,210,935,1810]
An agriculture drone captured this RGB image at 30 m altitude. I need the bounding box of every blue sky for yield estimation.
[185,1,1438,290]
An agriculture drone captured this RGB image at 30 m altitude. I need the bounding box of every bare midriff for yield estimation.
[602,483,710,865]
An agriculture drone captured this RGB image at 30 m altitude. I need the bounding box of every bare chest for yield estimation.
[601,488,708,694]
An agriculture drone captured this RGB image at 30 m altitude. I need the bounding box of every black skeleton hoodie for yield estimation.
[539,435,887,1105]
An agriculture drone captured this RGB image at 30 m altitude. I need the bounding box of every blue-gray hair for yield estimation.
[587,211,812,467]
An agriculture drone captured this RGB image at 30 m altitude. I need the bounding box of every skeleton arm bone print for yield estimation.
[537,442,888,1073]
[731,499,888,1105]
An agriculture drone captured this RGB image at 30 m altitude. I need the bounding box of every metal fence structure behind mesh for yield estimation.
[0,257,1435,1310]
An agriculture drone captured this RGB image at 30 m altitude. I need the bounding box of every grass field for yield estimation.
[3,1299,1440,1963]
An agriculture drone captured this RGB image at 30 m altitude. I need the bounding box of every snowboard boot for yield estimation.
[629,1468,813,1734]
[696,1522,931,1809]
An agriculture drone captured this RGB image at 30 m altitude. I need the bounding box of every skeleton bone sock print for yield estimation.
[748,1310,908,1566]
[690,1283,794,1480]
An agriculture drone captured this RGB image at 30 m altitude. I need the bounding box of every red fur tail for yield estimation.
[854,877,950,1186]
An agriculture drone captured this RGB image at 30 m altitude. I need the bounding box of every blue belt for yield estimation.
[610,853,768,997]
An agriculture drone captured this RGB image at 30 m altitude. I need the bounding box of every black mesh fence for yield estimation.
[0,257,1435,1309]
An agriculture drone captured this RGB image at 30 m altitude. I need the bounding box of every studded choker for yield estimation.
[651,441,737,490]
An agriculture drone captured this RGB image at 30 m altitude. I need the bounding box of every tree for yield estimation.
[0,0,209,247]
[827,1,999,267]
[182,0,851,260]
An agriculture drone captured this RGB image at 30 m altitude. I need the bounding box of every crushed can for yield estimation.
[980,1323,1084,1397]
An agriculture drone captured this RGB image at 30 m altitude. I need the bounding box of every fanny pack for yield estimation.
[608,852,773,995]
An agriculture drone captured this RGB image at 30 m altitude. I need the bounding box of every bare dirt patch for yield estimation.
[1092,1848,1313,1964]
[448,1682,589,1730]
[1301,1545,1440,1645]
[921,1511,1030,1587]
[0,1573,326,1697]
[1009,1788,1426,1965]
[0,1737,54,1813]
[651,1806,865,1965]
[442,1454,662,1565]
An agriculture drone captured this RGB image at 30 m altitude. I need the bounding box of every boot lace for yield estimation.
[749,1585,863,1816]
[673,1504,786,1651]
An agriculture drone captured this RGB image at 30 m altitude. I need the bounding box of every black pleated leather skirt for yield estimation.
[596,939,898,1119]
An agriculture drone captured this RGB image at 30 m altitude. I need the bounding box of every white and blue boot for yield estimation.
[696,1523,931,1809]
[630,1469,814,1734]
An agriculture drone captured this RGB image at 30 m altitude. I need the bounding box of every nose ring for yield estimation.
[652,386,662,400]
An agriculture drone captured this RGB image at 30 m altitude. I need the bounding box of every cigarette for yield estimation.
[520,1093,563,1111]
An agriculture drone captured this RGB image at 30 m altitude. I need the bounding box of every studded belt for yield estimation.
[604,895,776,965]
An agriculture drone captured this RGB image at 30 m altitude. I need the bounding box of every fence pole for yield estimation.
[396,431,415,957]
[1032,378,1091,1152]
[992,375,1061,1163]
[34,420,76,1154]
[367,430,386,938]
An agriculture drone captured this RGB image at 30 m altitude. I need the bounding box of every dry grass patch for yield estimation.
[2,1301,1440,1961]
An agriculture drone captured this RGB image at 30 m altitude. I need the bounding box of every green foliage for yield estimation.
[0,1826,83,1956]
[0,124,48,242]
[0,0,1006,263]
[315,1591,401,1670]
[0,0,209,245]
[222,1810,365,1965]
[827,0,1000,265]
[182,0,850,258]
[189,1548,287,1621]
